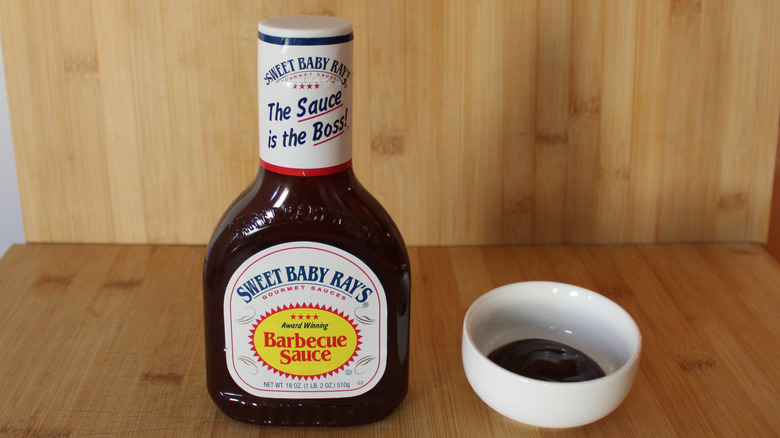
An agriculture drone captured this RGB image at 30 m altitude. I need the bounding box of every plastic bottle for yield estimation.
[203,15,410,426]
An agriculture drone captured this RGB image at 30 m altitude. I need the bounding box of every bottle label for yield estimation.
[258,33,353,176]
[223,241,387,399]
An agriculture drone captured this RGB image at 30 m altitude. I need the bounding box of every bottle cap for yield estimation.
[258,16,352,41]
[257,16,354,175]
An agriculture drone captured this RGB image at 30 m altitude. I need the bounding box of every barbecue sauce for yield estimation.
[488,339,605,382]
[203,16,410,426]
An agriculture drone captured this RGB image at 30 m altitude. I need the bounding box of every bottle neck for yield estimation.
[255,165,360,202]
[257,30,354,177]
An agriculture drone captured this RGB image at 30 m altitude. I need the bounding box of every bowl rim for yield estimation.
[462,281,642,387]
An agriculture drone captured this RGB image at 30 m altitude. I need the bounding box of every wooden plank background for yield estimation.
[2,0,779,246]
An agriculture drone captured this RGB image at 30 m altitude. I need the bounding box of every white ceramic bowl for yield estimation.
[462,281,641,428]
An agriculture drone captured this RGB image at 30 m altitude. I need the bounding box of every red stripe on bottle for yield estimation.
[261,159,352,176]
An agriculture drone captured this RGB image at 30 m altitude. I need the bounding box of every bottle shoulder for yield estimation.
[205,169,407,267]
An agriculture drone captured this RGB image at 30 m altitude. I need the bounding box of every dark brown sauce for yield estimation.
[488,338,605,382]
[203,168,410,425]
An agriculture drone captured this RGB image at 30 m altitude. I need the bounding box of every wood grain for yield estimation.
[1,1,779,245]
[1,243,780,436]
[767,117,780,258]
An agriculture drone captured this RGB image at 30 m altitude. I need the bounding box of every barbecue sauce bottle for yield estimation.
[203,16,410,426]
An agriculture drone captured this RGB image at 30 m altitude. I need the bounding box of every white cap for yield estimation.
[258,16,352,40]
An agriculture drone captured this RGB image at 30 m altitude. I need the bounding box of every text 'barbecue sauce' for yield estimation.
[203,16,410,426]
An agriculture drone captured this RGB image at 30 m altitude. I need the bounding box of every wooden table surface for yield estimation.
[1,243,779,437]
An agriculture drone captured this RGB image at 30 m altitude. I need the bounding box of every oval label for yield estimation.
[250,304,361,378]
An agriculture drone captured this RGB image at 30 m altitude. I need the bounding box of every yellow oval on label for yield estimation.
[250,304,361,379]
